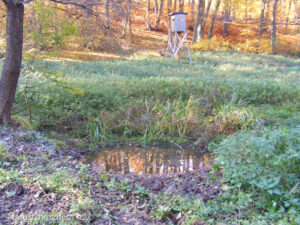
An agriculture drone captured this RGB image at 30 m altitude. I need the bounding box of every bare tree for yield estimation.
[271,0,279,54]
[199,0,212,40]
[146,0,151,30]
[105,0,110,29]
[167,0,172,40]
[155,0,165,28]
[0,0,102,123]
[244,0,249,42]
[189,0,195,29]
[294,0,300,33]
[0,0,24,123]
[122,0,133,43]
[128,0,133,43]
[192,0,204,43]
[285,0,292,30]
[179,0,184,11]
[154,0,158,14]
[223,0,231,36]
[208,0,221,39]
[258,0,268,40]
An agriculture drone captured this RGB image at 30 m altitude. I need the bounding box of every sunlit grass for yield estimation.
[2,51,298,145]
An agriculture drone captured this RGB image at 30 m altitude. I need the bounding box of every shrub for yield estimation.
[236,39,272,54]
[190,37,234,52]
[212,128,300,211]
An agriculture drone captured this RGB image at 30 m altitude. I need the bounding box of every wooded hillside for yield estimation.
[0,0,299,58]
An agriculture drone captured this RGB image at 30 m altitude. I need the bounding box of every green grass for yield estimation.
[1,50,300,224]
[5,51,298,145]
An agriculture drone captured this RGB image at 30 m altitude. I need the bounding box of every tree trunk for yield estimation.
[127,0,133,43]
[208,0,221,39]
[179,0,184,12]
[167,0,172,40]
[265,0,271,21]
[174,0,177,11]
[154,0,158,15]
[122,0,133,41]
[122,12,128,38]
[294,0,300,33]
[258,0,267,40]
[105,0,110,29]
[199,0,212,40]
[271,0,279,54]
[244,0,249,42]
[189,0,195,29]
[223,0,231,36]
[155,0,164,28]
[285,0,292,31]
[192,0,204,43]
[146,0,151,30]
[0,1,24,124]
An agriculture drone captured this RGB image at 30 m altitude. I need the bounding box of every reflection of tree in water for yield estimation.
[155,150,162,174]
[124,150,130,174]
[93,148,212,175]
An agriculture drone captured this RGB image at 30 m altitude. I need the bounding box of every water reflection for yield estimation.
[91,148,212,175]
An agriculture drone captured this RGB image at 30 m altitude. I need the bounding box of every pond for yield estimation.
[90,147,212,175]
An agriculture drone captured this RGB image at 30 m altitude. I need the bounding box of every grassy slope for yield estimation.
[0,51,299,224]
[9,51,300,146]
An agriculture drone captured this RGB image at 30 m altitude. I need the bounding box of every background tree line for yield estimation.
[0,0,299,123]
[1,0,299,55]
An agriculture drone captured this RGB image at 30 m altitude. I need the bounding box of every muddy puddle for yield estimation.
[90,147,213,175]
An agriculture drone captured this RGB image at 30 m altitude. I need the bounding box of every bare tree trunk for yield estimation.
[271,0,279,54]
[265,0,271,21]
[258,0,267,40]
[199,0,212,40]
[293,0,300,33]
[197,0,205,40]
[122,13,128,38]
[154,0,158,15]
[174,0,177,11]
[223,0,231,36]
[105,0,110,29]
[189,0,195,29]
[192,0,204,43]
[179,0,184,11]
[285,0,292,31]
[167,0,172,40]
[127,0,133,43]
[155,0,165,28]
[208,0,221,39]
[146,0,151,30]
[245,0,249,42]
[122,0,133,42]
[0,1,24,124]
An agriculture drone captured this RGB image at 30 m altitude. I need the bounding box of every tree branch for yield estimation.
[49,0,98,15]
[24,0,35,4]
[48,0,107,31]
[1,0,8,6]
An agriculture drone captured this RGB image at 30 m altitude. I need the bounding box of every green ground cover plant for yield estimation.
[7,51,299,146]
[1,51,299,224]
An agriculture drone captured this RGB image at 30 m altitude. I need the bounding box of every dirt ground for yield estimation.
[0,126,222,224]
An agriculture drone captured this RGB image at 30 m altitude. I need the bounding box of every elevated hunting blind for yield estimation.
[170,12,187,33]
[166,12,192,61]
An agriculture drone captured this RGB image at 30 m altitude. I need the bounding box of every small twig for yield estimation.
[24,74,32,124]
[23,50,38,124]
